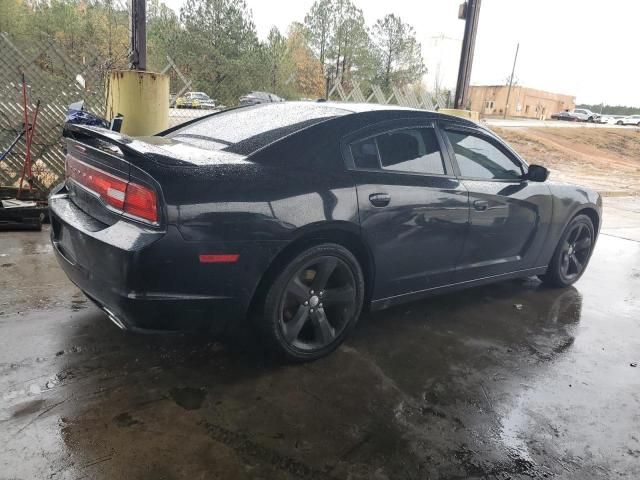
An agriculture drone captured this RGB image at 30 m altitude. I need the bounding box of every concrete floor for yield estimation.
[1,200,639,479]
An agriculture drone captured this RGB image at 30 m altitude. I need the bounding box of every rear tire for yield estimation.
[258,243,365,362]
[539,214,595,287]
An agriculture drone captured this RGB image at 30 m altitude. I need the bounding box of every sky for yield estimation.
[162,0,640,106]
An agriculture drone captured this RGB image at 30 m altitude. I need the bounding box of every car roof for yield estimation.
[300,101,481,128]
[163,102,480,155]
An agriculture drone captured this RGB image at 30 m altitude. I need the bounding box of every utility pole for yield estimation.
[129,0,147,70]
[503,42,519,119]
[454,0,482,110]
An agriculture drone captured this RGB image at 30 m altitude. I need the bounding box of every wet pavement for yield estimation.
[1,205,639,479]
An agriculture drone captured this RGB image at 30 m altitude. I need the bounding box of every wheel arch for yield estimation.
[573,206,600,236]
[247,222,375,318]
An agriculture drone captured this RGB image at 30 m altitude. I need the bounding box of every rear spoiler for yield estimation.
[64,124,173,162]
[63,123,250,167]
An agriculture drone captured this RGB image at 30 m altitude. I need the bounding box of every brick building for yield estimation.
[468,85,575,119]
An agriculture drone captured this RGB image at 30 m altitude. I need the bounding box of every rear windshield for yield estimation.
[166,103,348,155]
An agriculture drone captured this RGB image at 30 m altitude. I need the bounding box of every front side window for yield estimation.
[445,130,523,180]
[350,127,446,175]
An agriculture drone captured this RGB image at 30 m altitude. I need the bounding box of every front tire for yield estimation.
[539,214,595,287]
[259,243,365,362]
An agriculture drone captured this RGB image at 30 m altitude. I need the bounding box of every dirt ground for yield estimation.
[492,127,640,195]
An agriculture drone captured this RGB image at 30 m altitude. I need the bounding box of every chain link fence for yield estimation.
[0,31,126,191]
[1,18,451,193]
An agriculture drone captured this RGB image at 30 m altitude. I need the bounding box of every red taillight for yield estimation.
[123,182,158,223]
[66,155,158,224]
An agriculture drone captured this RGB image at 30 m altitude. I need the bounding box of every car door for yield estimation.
[439,123,553,282]
[343,119,469,300]
[572,110,582,121]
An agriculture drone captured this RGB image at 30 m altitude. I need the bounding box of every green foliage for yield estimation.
[264,27,291,93]
[371,13,426,89]
[0,0,428,106]
[576,104,640,116]
[304,0,378,94]
[304,0,332,67]
[175,0,260,105]
[2,0,129,68]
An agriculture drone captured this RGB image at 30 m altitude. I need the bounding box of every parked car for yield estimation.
[616,115,640,126]
[239,91,284,106]
[551,111,579,121]
[597,115,625,125]
[176,92,216,109]
[571,108,600,122]
[51,103,601,361]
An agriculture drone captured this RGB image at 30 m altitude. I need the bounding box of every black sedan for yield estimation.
[238,91,284,106]
[50,103,601,361]
[550,111,578,121]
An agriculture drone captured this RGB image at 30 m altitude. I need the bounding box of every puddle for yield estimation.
[113,412,142,427]
[169,387,206,410]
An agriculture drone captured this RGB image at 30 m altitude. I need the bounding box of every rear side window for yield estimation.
[350,127,446,175]
[166,103,348,155]
[445,130,523,180]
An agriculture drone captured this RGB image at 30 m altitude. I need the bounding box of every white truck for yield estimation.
[571,108,600,123]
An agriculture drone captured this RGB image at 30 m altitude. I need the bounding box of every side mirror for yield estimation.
[526,164,549,182]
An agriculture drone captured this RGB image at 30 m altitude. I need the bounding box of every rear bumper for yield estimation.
[49,190,281,333]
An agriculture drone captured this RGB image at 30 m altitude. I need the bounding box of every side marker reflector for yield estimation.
[199,254,240,264]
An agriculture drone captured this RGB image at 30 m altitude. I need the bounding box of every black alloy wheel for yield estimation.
[260,243,364,361]
[540,214,595,287]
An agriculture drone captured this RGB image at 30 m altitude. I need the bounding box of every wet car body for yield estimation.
[49,103,602,340]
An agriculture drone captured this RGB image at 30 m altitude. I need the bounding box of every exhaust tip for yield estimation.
[102,307,127,330]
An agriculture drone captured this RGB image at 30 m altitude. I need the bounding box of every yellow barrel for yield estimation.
[105,70,169,136]
[438,108,480,122]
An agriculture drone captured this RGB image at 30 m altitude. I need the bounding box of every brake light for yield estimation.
[123,182,158,222]
[66,154,158,224]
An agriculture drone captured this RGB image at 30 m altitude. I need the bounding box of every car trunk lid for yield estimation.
[62,124,251,227]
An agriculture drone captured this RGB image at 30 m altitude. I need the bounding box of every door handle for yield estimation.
[369,193,390,207]
[473,200,489,211]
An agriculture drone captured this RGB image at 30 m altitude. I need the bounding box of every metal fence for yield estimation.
[327,76,450,110]
[0,31,126,190]
[1,30,450,193]
[0,32,196,190]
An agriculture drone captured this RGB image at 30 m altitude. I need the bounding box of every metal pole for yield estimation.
[503,42,519,119]
[130,0,147,70]
[454,0,482,109]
